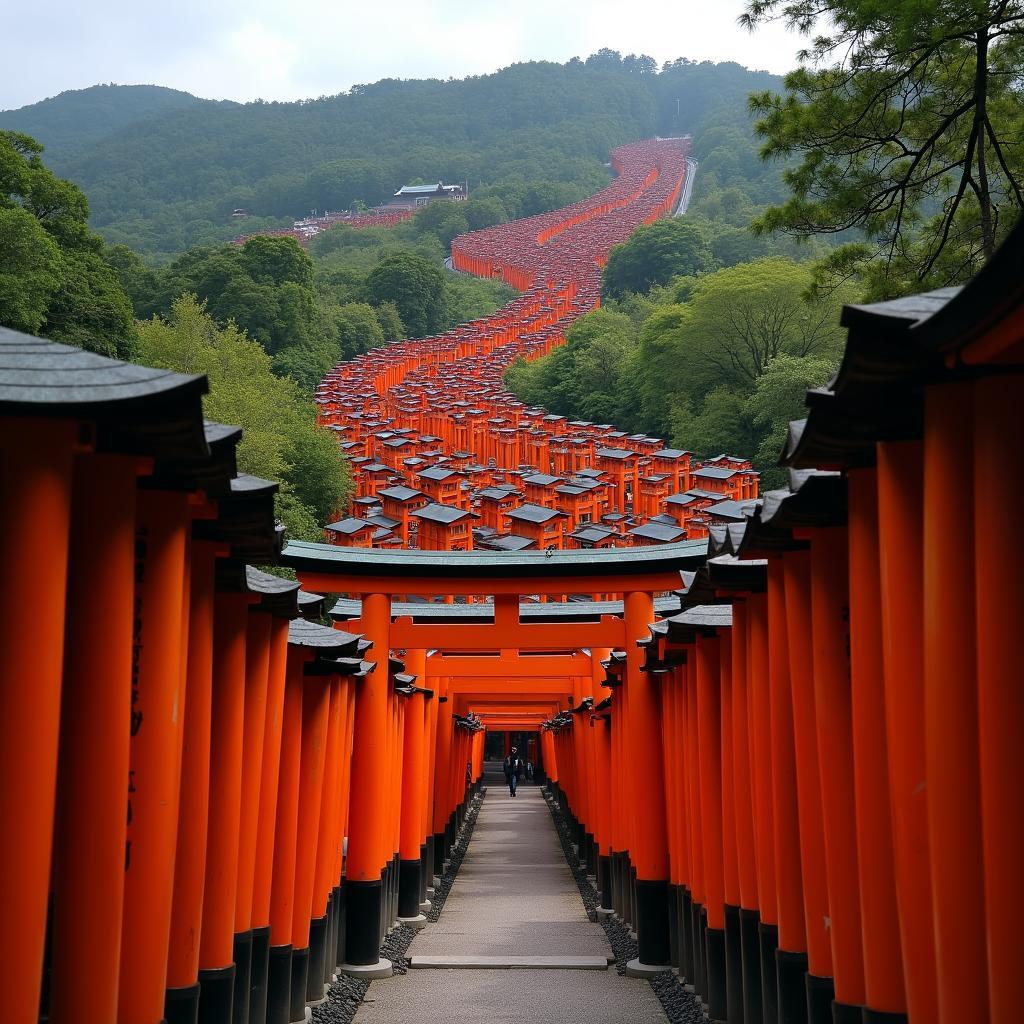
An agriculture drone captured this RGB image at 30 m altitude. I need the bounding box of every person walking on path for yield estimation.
[503,747,525,797]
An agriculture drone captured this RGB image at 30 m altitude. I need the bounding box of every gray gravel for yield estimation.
[543,789,706,1024]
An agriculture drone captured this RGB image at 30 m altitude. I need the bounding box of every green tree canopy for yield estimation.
[744,0,1024,297]
[602,219,714,299]
[505,308,638,424]
[0,131,136,357]
[632,258,850,432]
[506,255,849,482]
[365,251,447,337]
[137,294,352,539]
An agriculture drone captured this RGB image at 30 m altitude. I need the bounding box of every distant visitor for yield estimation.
[503,747,525,797]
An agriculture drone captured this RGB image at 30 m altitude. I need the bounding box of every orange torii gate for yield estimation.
[286,544,709,975]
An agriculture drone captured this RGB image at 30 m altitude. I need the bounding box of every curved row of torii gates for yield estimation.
[312,137,755,554]
[0,169,1021,1024]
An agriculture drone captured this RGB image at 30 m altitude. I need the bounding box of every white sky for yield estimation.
[1,0,805,111]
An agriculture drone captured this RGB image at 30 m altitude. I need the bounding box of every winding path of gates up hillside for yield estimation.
[315,139,759,553]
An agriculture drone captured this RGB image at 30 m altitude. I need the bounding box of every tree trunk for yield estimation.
[974,25,995,258]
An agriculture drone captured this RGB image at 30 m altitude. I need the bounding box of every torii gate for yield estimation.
[283,540,707,977]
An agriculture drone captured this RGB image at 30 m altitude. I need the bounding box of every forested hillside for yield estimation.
[1,56,784,258]
[0,84,202,164]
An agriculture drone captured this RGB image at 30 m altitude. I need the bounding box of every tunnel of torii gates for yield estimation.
[1,177,1023,1024]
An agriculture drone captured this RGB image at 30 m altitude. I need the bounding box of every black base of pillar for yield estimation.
[611,852,625,918]
[288,947,309,1023]
[706,925,727,1022]
[680,887,695,986]
[381,861,392,939]
[862,1010,909,1024]
[306,917,328,1002]
[197,965,235,1024]
[629,863,638,931]
[266,945,292,1024]
[391,853,400,925]
[833,1001,864,1024]
[419,843,430,903]
[599,854,613,910]
[777,947,809,1024]
[692,902,706,1001]
[806,972,835,1024]
[759,921,779,1024]
[345,878,384,967]
[165,982,200,1024]
[232,929,253,1024]
[324,895,337,984]
[667,883,680,970]
[724,904,743,1023]
[432,832,445,875]
[739,908,763,1024]
[250,925,271,1024]
[635,878,671,967]
[398,858,422,919]
[333,884,346,971]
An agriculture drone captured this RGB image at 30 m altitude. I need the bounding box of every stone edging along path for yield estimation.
[541,788,707,1024]
[311,789,486,1024]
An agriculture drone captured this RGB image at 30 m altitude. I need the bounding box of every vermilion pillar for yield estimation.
[685,654,707,1000]
[233,610,273,1022]
[973,375,1024,1024]
[398,686,427,924]
[923,385,987,1024]
[119,489,191,1024]
[405,651,432,912]
[288,669,331,1016]
[267,650,304,1024]
[876,440,937,1022]
[50,454,138,1024]
[672,662,694,985]
[847,467,906,1017]
[431,681,454,878]
[747,590,779,1020]
[165,540,219,1023]
[312,673,348,993]
[0,419,77,1024]
[622,590,670,973]
[696,633,726,1020]
[781,550,833,1021]
[767,559,807,1022]
[730,599,762,1024]
[590,648,612,910]
[809,527,866,1018]
[197,589,250,1019]
[342,592,393,975]
[658,672,676,903]
[718,632,743,1021]
[250,615,291,1024]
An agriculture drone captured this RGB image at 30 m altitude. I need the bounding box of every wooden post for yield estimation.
[623,590,670,973]
[342,593,393,974]
[50,455,138,1023]
[119,489,191,1024]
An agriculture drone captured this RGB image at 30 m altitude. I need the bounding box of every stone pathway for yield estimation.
[354,782,667,1024]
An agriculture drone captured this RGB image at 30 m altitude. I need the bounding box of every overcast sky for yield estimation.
[2,0,805,111]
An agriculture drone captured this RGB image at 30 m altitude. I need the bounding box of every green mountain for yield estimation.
[1,57,783,258]
[0,83,204,166]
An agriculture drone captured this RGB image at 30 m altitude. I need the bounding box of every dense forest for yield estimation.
[0,56,785,258]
